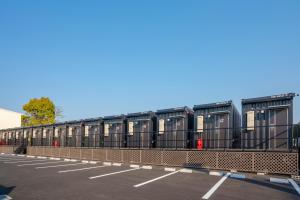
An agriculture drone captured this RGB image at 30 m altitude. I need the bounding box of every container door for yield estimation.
[141,121,150,148]
[48,129,53,146]
[114,124,121,148]
[94,125,100,147]
[134,122,140,148]
[176,118,185,148]
[268,109,288,149]
[205,115,214,148]
[128,121,134,148]
[213,115,219,148]
[103,123,110,147]
[256,110,267,149]
[60,128,66,147]
[157,118,165,148]
[166,119,173,148]
[54,128,59,146]
[218,114,229,148]
[74,127,81,147]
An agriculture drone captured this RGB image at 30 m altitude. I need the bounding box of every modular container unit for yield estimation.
[193,101,241,149]
[15,128,24,146]
[23,127,32,146]
[126,111,156,149]
[6,129,15,145]
[83,118,102,148]
[42,125,54,146]
[0,130,5,145]
[32,126,43,146]
[54,123,67,147]
[103,115,127,148]
[67,120,83,147]
[241,93,295,150]
[155,107,194,149]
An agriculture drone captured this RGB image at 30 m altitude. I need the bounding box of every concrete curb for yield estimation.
[141,165,152,170]
[179,169,193,173]
[270,178,289,184]
[130,164,140,168]
[103,162,112,166]
[209,171,224,176]
[164,167,176,172]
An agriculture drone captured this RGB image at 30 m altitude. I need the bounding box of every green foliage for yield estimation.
[21,97,58,127]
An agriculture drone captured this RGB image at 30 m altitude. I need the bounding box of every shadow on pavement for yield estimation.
[232,177,298,196]
[0,185,16,196]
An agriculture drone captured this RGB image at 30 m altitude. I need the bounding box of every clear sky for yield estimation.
[0,1,299,122]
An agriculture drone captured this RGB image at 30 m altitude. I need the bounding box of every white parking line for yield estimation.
[18,161,67,166]
[1,159,33,162]
[36,163,86,169]
[0,194,13,200]
[134,171,180,188]
[58,165,107,173]
[288,179,300,195]
[89,168,140,180]
[5,160,50,164]
[0,157,30,160]
[0,158,26,161]
[202,172,231,199]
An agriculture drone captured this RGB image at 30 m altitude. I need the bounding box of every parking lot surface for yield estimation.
[0,154,299,200]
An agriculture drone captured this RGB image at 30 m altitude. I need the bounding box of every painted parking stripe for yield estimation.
[1,159,34,162]
[0,158,27,161]
[134,171,180,188]
[5,160,50,164]
[89,168,140,180]
[18,161,67,166]
[288,179,300,195]
[36,163,86,169]
[58,165,107,173]
[0,156,37,160]
[0,157,31,160]
[202,173,231,199]
[0,194,13,200]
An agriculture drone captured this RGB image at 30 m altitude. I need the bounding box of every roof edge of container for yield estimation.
[103,114,125,120]
[193,100,233,110]
[82,117,103,123]
[241,93,296,104]
[126,111,154,118]
[156,106,193,114]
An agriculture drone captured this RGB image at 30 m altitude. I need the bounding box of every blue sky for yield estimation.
[0,1,299,122]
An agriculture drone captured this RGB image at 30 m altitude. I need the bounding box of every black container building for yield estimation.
[42,125,54,146]
[0,130,5,145]
[67,120,83,147]
[193,101,241,149]
[14,128,24,146]
[23,127,32,146]
[126,111,156,148]
[103,115,127,148]
[241,93,296,150]
[82,118,102,147]
[155,107,194,149]
[54,122,67,147]
[32,126,43,146]
[6,129,15,145]
[0,129,9,145]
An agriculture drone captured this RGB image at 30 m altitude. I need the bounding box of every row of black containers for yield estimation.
[0,93,296,150]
